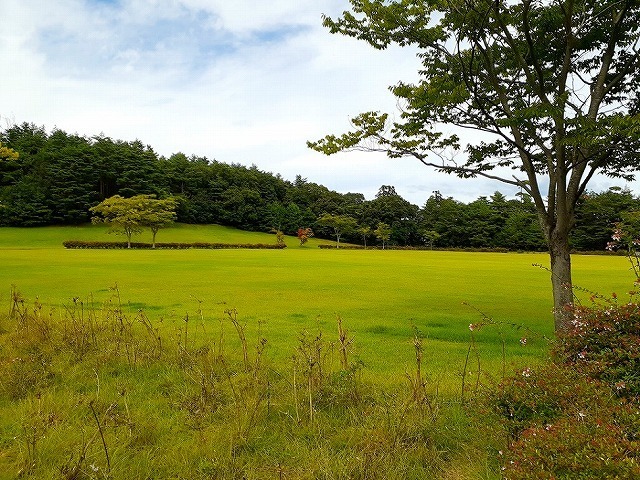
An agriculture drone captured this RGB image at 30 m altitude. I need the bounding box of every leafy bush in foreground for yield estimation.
[557,302,640,399]
[491,301,640,479]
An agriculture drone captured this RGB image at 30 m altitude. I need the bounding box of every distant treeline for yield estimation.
[1,122,637,251]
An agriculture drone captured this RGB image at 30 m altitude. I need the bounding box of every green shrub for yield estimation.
[500,401,640,479]
[491,364,602,438]
[556,302,640,399]
[491,301,640,479]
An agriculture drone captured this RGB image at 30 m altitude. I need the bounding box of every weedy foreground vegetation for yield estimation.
[0,225,638,479]
[0,288,504,479]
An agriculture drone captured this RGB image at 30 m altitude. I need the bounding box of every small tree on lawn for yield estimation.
[274,229,286,247]
[608,211,640,279]
[374,222,392,249]
[297,227,314,246]
[420,229,441,250]
[317,213,358,248]
[142,196,178,248]
[358,225,373,248]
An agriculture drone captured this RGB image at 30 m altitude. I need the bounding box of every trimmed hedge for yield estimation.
[62,241,286,250]
[317,244,510,252]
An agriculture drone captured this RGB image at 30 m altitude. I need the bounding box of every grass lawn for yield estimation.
[0,224,632,381]
[0,224,635,479]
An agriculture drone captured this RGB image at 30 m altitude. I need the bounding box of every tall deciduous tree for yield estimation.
[309,0,640,331]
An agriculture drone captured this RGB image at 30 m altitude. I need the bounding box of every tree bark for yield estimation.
[548,231,574,332]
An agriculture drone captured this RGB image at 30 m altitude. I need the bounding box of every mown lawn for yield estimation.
[0,224,632,380]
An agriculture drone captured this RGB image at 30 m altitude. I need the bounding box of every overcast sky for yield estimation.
[1,0,635,205]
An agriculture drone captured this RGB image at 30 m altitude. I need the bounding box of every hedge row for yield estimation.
[62,241,286,250]
[317,244,511,252]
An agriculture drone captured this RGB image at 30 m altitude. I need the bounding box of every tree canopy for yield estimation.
[309,0,640,331]
[1,121,638,257]
[141,196,178,248]
[317,213,358,247]
[90,195,177,248]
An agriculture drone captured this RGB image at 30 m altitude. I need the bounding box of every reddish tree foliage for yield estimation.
[297,227,314,246]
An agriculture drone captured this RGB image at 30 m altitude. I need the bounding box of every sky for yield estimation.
[1,0,635,206]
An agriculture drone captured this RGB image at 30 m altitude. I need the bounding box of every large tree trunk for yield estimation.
[549,232,574,332]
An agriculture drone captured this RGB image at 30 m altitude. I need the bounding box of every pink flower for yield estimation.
[519,337,527,346]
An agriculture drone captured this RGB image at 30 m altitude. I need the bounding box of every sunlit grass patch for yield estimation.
[0,224,633,378]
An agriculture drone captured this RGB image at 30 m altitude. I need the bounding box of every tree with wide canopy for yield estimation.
[309,0,640,332]
[90,194,177,248]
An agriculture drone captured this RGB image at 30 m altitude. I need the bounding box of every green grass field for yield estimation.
[0,224,632,378]
[0,224,635,479]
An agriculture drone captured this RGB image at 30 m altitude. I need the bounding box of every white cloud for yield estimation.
[1,0,635,206]
[176,0,342,32]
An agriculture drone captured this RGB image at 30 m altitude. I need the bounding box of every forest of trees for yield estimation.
[1,122,637,251]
